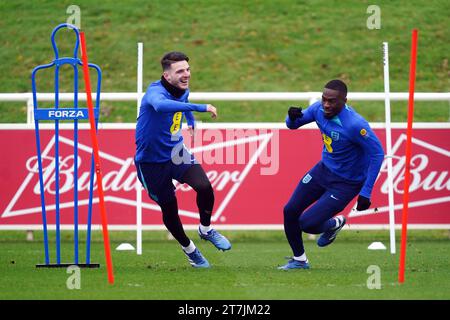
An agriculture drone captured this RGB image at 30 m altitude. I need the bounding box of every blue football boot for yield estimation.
[184,248,210,268]
[278,258,310,270]
[198,228,231,251]
[317,215,346,247]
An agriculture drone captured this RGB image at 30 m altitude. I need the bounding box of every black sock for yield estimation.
[160,198,190,247]
[180,165,214,226]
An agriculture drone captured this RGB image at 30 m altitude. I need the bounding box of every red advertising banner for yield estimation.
[1,123,449,230]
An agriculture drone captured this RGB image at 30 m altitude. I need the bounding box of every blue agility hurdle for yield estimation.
[32,23,101,268]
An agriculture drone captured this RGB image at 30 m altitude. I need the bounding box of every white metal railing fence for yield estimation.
[0,92,449,124]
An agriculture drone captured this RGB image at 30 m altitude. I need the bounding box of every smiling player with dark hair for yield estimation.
[135,51,231,269]
[278,79,384,270]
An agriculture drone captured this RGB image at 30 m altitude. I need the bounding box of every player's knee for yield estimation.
[298,215,317,232]
[196,180,214,197]
[283,204,298,220]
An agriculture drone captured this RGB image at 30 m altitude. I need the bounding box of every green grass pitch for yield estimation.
[1,0,449,123]
[1,230,449,300]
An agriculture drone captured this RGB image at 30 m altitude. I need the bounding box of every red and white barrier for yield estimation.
[1,123,449,231]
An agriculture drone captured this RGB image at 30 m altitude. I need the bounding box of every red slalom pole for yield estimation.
[399,29,418,284]
[80,31,114,284]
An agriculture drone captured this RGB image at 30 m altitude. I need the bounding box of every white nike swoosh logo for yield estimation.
[330,195,339,200]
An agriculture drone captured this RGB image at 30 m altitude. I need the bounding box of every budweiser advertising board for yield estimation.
[1,123,449,230]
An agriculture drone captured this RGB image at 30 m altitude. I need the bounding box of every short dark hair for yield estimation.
[324,79,347,97]
[161,51,189,71]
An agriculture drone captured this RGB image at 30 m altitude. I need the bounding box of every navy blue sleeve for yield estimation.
[351,121,385,198]
[146,91,207,113]
[285,103,317,129]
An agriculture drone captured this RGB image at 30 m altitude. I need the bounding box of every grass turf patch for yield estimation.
[1,230,449,299]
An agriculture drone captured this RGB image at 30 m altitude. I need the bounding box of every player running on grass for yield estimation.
[135,51,231,268]
[278,79,384,270]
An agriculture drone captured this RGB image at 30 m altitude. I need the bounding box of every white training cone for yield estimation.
[368,242,387,250]
[116,243,135,251]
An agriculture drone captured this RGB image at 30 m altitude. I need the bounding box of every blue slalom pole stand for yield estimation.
[32,23,101,268]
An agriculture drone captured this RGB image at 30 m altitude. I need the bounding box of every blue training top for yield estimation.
[286,101,385,198]
[135,80,207,163]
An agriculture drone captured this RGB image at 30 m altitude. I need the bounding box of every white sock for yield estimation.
[293,253,308,262]
[199,224,212,235]
[182,240,196,254]
[334,216,343,229]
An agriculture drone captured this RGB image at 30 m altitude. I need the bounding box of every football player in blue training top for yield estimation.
[135,51,231,268]
[278,79,384,270]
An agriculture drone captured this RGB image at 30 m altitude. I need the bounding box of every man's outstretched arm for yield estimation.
[147,92,207,113]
